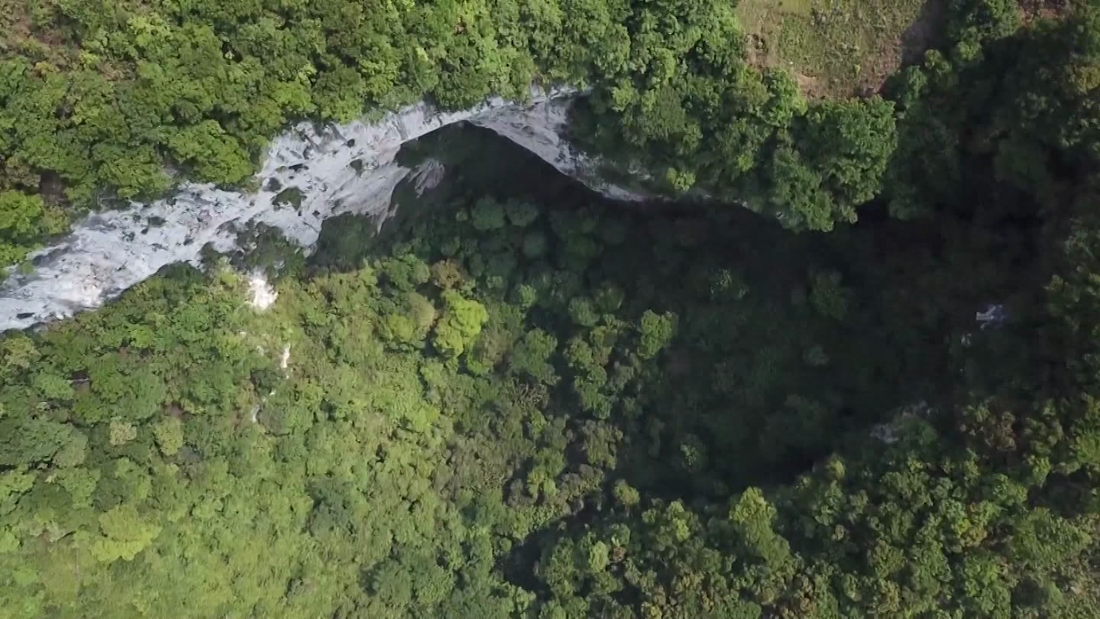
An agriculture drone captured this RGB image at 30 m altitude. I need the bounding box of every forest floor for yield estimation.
[737,0,943,98]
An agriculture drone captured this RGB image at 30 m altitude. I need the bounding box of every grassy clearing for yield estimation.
[737,0,938,98]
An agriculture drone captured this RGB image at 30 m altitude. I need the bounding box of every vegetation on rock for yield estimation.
[4,2,1100,619]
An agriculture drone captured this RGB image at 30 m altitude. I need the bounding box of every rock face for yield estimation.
[0,89,629,331]
[469,97,645,202]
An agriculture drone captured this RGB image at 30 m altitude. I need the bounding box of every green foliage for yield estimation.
[883,1,1100,222]
[612,480,639,507]
[88,504,162,563]
[728,487,790,567]
[800,97,897,211]
[0,191,65,271]
[0,415,77,467]
[510,329,559,385]
[808,270,849,320]
[522,231,548,259]
[637,310,675,359]
[0,0,576,266]
[4,143,1100,619]
[107,418,136,446]
[505,200,540,227]
[564,0,900,231]
[5,5,1100,619]
[567,297,599,328]
[152,417,183,456]
[434,290,489,359]
[0,0,945,270]
[948,0,1021,44]
[166,120,254,185]
[471,198,507,231]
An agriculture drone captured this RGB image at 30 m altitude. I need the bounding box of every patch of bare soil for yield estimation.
[38,172,67,208]
[856,0,947,96]
[0,1,80,70]
[741,0,951,100]
[745,29,830,99]
[901,0,948,64]
[745,32,777,71]
[0,0,32,48]
[795,72,829,100]
[1019,0,1073,22]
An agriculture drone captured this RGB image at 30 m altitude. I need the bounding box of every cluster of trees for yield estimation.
[534,389,1100,619]
[0,111,987,616]
[883,0,1100,222]
[524,2,1100,618]
[571,1,898,231]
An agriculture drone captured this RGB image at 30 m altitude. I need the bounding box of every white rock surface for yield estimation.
[248,272,278,311]
[0,88,626,331]
[469,97,647,202]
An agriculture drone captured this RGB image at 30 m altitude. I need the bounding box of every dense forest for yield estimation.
[1,0,925,267]
[5,0,1100,618]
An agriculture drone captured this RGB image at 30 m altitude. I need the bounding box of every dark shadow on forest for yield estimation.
[309,124,986,502]
[900,0,949,65]
[289,121,1042,593]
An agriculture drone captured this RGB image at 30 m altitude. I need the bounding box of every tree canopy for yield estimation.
[0,0,922,270]
[5,2,1100,619]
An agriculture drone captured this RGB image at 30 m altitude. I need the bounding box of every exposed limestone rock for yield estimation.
[0,89,635,331]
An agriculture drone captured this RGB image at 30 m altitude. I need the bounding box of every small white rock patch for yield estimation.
[248,272,278,310]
